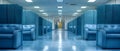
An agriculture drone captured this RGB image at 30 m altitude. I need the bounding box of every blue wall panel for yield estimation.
[22,11,36,24]
[97,5,106,24]
[0,5,7,24]
[0,4,23,24]
[42,19,52,34]
[97,5,120,24]
[14,5,23,24]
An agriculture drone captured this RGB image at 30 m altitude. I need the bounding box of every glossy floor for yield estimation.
[1,29,120,51]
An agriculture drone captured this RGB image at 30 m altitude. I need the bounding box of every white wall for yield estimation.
[107,0,120,4]
[0,0,12,4]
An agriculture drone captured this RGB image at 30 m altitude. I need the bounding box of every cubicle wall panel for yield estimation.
[97,5,106,24]
[14,5,23,24]
[38,17,43,36]
[113,5,120,24]
[77,17,82,35]
[97,5,120,24]
[0,5,7,24]
[105,5,113,24]
[0,4,23,24]
[22,11,36,24]
[7,5,15,24]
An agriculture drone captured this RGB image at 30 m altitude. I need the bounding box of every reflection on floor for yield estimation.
[1,29,120,51]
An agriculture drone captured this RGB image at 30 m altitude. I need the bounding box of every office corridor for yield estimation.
[1,29,120,51]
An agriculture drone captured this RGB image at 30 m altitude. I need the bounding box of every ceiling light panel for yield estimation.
[25,0,33,2]
[74,13,79,15]
[39,10,44,12]
[77,10,82,12]
[81,6,87,8]
[58,6,63,8]
[88,0,96,2]
[57,0,63,2]
[42,13,47,15]
[58,10,62,12]
[34,6,40,8]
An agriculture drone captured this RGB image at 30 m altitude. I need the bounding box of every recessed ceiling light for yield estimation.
[77,10,82,12]
[58,6,63,8]
[88,0,96,2]
[39,10,44,12]
[74,13,79,15]
[34,6,40,8]
[25,0,33,2]
[81,6,87,8]
[57,0,63,2]
[42,13,47,15]
[58,10,62,12]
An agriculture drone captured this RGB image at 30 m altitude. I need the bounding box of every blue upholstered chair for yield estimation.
[97,24,120,48]
[83,24,97,40]
[0,24,22,49]
[23,25,35,41]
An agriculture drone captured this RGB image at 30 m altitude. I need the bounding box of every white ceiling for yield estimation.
[8,0,110,21]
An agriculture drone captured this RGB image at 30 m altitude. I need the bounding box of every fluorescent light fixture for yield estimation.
[81,6,87,8]
[88,0,96,2]
[57,0,63,2]
[34,6,40,8]
[42,13,47,15]
[25,0,33,2]
[77,10,82,12]
[58,10,62,12]
[39,10,44,12]
[74,13,78,15]
[58,13,62,15]
[58,6,63,8]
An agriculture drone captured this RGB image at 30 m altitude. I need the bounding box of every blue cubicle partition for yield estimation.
[77,17,82,35]
[67,10,97,37]
[97,5,120,24]
[42,19,52,34]
[96,5,120,49]
[22,11,39,40]
[38,17,43,36]
[0,4,23,49]
[80,10,97,40]
[0,4,23,24]
[67,18,77,34]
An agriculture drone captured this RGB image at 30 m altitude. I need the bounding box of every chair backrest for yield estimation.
[23,25,35,31]
[0,24,21,34]
[98,24,120,33]
[85,24,96,31]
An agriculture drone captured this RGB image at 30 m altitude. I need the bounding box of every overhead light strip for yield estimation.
[77,10,82,12]
[39,10,44,12]
[58,10,62,12]
[57,0,63,2]
[34,6,40,8]
[58,6,63,8]
[81,6,87,8]
[88,0,96,2]
[25,0,33,2]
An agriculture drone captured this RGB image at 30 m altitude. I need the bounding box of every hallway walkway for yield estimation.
[1,29,120,51]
